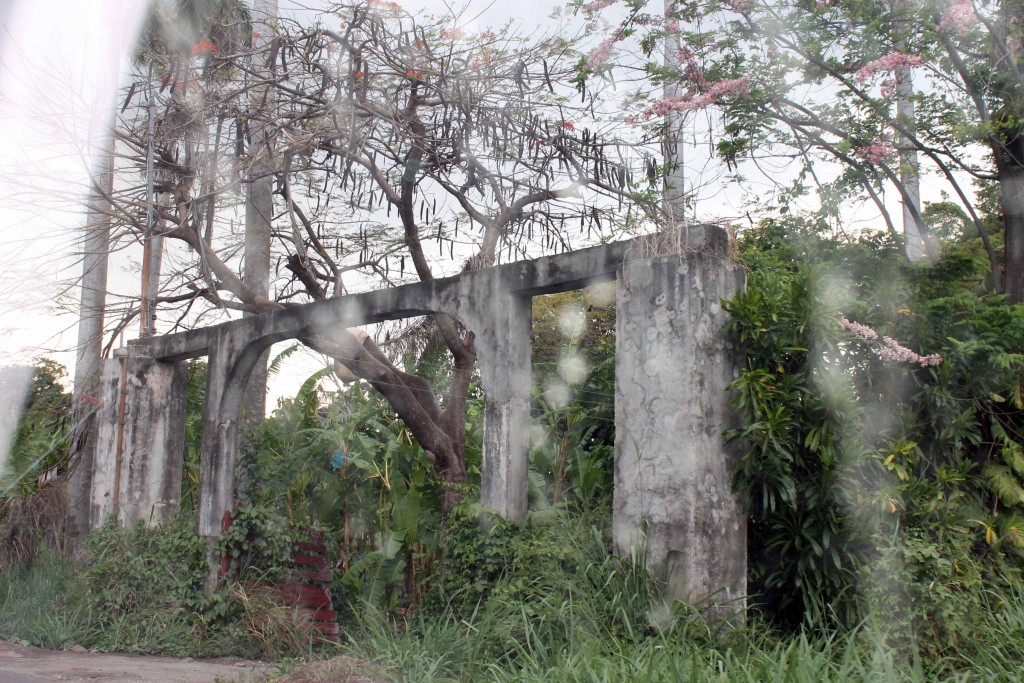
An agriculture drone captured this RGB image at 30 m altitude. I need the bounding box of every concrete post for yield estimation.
[613,225,747,614]
[91,354,188,528]
[458,271,533,523]
[197,330,247,539]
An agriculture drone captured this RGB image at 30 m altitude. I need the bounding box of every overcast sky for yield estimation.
[0,0,575,378]
[0,0,884,403]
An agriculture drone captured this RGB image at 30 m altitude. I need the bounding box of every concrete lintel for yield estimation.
[132,230,725,364]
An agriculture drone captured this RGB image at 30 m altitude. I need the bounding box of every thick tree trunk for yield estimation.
[999,163,1024,302]
[67,141,114,541]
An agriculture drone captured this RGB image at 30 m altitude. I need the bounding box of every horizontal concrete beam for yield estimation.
[130,227,727,362]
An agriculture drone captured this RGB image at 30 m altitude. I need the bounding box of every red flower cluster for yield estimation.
[191,39,218,56]
[355,71,365,78]
[406,69,425,79]
[560,120,575,130]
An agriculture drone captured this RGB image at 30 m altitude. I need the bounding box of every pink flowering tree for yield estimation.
[575,0,1024,302]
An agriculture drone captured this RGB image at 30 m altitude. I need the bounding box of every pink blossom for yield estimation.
[664,19,680,34]
[939,0,978,34]
[638,76,750,119]
[678,47,706,87]
[854,51,923,82]
[839,316,878,341]
[723,0,752,11]
[586,36,616,70]
[853,139,897,165]
[439,27,468,39]
[582,0,616,11]
[839,317,942,367]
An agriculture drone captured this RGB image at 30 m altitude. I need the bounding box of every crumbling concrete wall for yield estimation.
[613,225,747,612]
[93,226,748,614]
[92,355,188,528]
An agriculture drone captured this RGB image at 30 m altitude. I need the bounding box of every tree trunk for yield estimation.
[999,162,1024,302]
[663,0,686,226]
[67,140,114,541]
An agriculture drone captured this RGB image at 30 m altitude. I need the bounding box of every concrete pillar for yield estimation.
[91,353,188,528]
[458,271,533,523]
[613,224,747,614]
[197,329,247,539]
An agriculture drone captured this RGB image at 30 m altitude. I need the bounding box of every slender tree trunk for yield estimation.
[663,0,686,226]
[67,140,114,541]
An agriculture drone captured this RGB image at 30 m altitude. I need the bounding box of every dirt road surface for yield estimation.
[0,639,271,683]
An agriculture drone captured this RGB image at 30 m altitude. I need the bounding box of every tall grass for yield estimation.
[335,512,1024,683]
[0,550,96,649]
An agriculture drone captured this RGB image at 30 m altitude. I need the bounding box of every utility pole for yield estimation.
[895,38,929,263]
[67,139,114,540]
[241,0,279,439]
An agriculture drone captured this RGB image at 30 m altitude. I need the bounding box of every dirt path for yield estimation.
[0,639,271,683]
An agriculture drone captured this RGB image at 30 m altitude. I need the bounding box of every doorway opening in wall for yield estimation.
[528,282,616,518]
[180,358,207,515]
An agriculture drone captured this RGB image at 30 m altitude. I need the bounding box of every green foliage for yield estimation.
[1,359,71,499]
[216,505,294,583]
[530,287,616,514]
[423,509,660,666]
[0,514,322,659]
[180,360,206,512]
[725,219,1024,634]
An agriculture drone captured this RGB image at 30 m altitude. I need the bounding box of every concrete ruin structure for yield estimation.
[86,225,746,611]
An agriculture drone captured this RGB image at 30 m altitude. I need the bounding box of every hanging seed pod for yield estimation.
[400,255,405,276]
[449,240,454,260]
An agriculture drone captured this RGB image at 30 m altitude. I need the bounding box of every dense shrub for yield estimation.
[726,221,1024,640]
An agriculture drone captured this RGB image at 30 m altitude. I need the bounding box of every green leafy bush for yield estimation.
[725,220,1024,642]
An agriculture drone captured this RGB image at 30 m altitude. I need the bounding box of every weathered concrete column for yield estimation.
[457,271,533,523]
[91,353,188,528]
[197,329,248,540]
[613,225,747,613]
